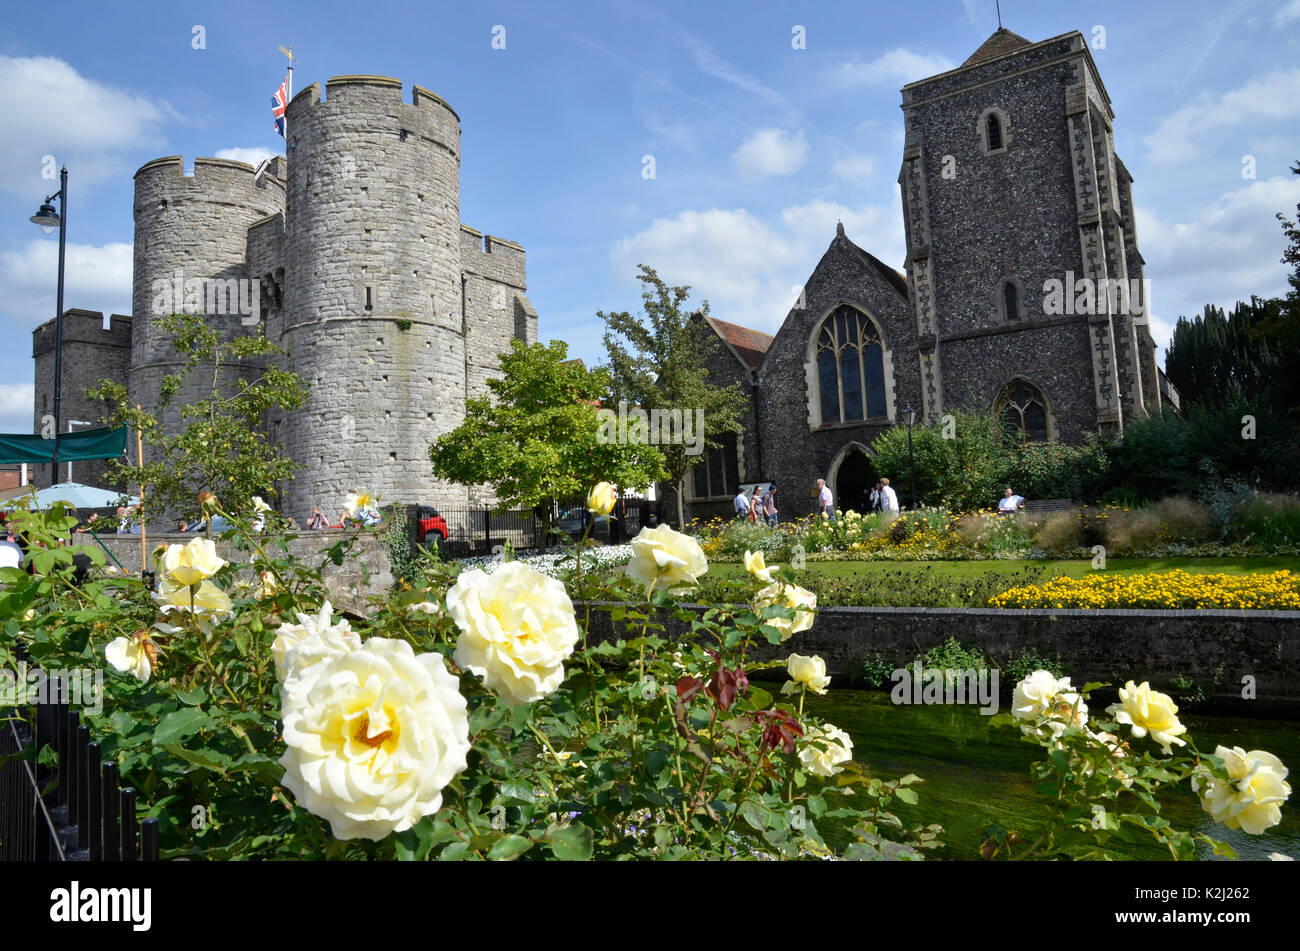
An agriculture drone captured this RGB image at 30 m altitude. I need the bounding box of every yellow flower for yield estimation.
[1106,681,1187,754]
[586,482,616,516]
[272,600,361,689]
[781,653,830,695]
[799,723,853,776]
[1193,746,1291,835]
[160,537,226,587]
[447,561,580,706]
[753,582,818,641]
[155,578,233,620]
[344,490,381,521]
[105,634,155,683]
[743,549,776,583]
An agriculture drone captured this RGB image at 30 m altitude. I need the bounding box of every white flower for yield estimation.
[781,653,830,695]
[1011,670,1087,741]
[447,561,580,706]
[1090,804,1107,830]
[105,635,154,683]
[1106,681,1187,754]
[252,496,272,513]
[407,601,441,616]
[272,600,361,692]
[625,524,708,594]
[799,724,854,777]
[278,637,470,841]
[1192,746,1291,835]
[752,582,817,641]
[344,490,381,521]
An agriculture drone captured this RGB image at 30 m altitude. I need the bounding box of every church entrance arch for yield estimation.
[829,443,877,515]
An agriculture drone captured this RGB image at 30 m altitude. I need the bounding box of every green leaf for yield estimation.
[161,743,229,775]
[152,708,212,746]
[487,834,532,861]
[548,823,594,860]
[894,787,919,806]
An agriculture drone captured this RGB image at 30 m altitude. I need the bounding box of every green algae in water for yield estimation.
[805,690,1300,860]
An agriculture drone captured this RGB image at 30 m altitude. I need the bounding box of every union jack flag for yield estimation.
[272,71,290,138]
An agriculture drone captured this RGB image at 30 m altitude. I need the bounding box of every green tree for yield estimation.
[90,312,308,526]
[429,338,666,536]
[869,412,1006,510]
[599,265,748,527]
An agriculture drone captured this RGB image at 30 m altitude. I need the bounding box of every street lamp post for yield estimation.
[903,403,916,512]
[30,166,69,488]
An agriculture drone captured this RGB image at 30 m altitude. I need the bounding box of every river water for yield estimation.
[805,690,1299,861]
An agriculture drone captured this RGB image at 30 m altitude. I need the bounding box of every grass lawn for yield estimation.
[706,556,1300,583]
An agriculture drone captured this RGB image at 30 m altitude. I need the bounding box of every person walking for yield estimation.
[868,481,882,513]
[880,477,900,514]
[733,486,751,519]
[762,484,778,527]
[748,485,762,523]
[816,479,835,521]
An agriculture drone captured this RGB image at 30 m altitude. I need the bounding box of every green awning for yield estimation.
[0,427,128,464]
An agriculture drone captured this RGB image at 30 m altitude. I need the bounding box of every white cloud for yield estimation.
[1144,68,1300,166]
[214,147,279,168]
[0,240,133,327]
[0,55,171,197]
[609,193,904,334]
[831,152,876,182]
[1276,0,1300,26]
[830,48,954,88]
[0,383,34,434]
[1136,174,1300,350]
[732,129,808,181]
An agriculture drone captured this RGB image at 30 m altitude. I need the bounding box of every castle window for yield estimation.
[815,306,888,425]
[998,278,1025,322]
[986,113,1003,151]
[978,108,1012,155]
[692,431,739,498]
[996,380,1050,443]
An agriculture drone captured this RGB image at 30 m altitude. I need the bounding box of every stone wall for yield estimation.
[586,603,1300,708]
[88,530,392,616]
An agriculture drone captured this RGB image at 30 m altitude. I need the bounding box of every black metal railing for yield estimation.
[0,643,158,862]
[431,498,659,557]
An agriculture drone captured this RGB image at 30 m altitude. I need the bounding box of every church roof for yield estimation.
[704,316,773,371]
[961,27,1034,67]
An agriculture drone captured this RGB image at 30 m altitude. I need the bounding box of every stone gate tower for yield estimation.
[897,29,1161,442]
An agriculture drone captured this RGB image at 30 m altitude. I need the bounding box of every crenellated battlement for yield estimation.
[133,155,287,210]
[33,309,132,355]
[460,227,526,288]
[285,76,460,147]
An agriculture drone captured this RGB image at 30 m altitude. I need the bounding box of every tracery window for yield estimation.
[815,306,887,424]
[997,380,1049,443]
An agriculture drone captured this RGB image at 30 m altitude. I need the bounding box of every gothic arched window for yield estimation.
[986,112,1003,151]
[816,306,888,424]
[996,380,1050,443]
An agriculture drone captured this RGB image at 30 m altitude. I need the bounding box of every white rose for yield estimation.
[344,490,380,520]
[272,600,360,686]
[105,635,154,683]
[781,653,830,695]
[1192,746,1291,835]
[625,525,708,594]
[1011,670,1087,740]
[279,637,470,841]
[1106,681,1187,754]
[752,582,818,641]
[799,723,854,777]
[448,561,580,706]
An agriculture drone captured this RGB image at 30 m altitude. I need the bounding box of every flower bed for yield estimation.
[988,569,1300,610]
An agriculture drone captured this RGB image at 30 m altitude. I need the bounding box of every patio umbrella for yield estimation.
[27,483,138,510]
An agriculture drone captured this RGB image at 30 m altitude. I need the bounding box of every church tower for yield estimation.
[898,28,1160,442]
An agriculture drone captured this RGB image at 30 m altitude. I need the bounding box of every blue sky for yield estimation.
[2,0,1299,433]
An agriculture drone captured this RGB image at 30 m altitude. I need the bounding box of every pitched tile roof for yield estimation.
[705,316,774,371]
[961,28,1034,67]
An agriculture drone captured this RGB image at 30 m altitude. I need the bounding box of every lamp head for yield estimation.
[30,202,60,234]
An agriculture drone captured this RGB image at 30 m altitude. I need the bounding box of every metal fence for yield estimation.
[0,643,158,862]
[433,498,659,557]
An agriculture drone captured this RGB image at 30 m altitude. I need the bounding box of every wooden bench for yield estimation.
[1021,498,1074,515]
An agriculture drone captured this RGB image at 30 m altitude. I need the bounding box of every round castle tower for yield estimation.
[280,76,468,519]
[130,156,286,452]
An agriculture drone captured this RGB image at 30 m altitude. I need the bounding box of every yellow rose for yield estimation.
[258,570,281,600]
[1106,681,1187,754]
[344,490,381,520]
[448,560,580,706]
[105,635,154,683]
[586,482,616,516]
[1192,746,1291,835]
[626,524,708,594]
[752,582,817,641]
[799,723,854,777]
[160,537,226,587]
[154,578,233,620]
[279,637,470,841]
[1011,670,1087,740]
[272,600,361,690]
[744,550,776,583]
[782,653,830,695]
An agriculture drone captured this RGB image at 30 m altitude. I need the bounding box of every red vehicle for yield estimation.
[416,506,448,549]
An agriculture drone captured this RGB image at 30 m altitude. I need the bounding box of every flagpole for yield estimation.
[278,45,297,137]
